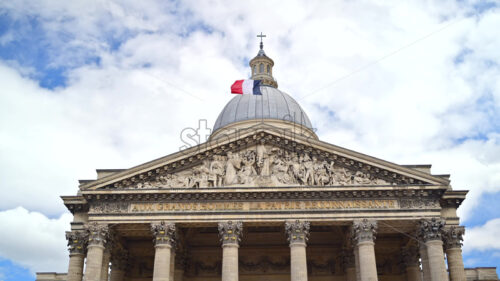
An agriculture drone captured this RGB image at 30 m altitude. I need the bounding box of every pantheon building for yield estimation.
[37,41,499,281]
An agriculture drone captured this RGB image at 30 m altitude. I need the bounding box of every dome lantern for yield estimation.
[249,33,278,88]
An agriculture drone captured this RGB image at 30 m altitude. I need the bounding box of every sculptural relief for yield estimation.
[132,144,392,189]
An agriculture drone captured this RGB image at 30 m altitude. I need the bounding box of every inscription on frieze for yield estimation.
[88,198,439,214]
[128,200,397,213]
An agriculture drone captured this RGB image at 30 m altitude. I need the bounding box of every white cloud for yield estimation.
[0,207,71,274]
[463,218,500,253]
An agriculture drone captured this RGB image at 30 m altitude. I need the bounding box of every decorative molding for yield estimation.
[443,226,464,249]
[85,222,109,247]
[285,220,310,244]
[418,218,445,242]
[218,221,243,246]
[83,188,445,204]
[352,219,377,244]
[151,221,176,247]
[65,230,88,255]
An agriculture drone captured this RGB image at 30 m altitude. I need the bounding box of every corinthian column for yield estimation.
[286,220,310,281]
[418,218,447,281]
[151,221,176,281]
[352,219,378,281]
[444,226,466,281]
[402,245,422,281]
[83,223,109,281]
[218,221,243,281]
[66,230,88,281]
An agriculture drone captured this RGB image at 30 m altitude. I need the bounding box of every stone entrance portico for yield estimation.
[63,216,467,281]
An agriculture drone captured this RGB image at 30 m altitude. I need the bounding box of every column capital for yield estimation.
[66,230,88,255]
[285,220,310,245]
[218,220,243,246]
[443,226,465,249]
[401,245,420,267]
[151,221,176,247]
[418,218,445,242]
[352,219,377,244]
[85,222,109,247]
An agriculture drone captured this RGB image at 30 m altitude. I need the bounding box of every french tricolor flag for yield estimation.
[230,79,262,95]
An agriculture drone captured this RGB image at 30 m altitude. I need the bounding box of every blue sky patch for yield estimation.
[0,258,33,281]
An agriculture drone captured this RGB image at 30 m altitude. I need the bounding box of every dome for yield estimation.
[212,86,314,135]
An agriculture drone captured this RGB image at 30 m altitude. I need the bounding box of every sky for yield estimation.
[0,0,499,279]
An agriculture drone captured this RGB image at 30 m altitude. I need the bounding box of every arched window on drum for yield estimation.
[259,63,264,73]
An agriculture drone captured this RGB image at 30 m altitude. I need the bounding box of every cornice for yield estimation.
[61,195,88,214]
[440,190,468,208]
[81,185,447,203]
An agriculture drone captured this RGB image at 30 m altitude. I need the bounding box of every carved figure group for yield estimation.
[134,144,389,189]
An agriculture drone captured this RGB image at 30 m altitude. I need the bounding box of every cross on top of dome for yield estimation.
[257,32,266,50]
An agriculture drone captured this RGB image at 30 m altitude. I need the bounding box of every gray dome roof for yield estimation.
[213,86,314,133]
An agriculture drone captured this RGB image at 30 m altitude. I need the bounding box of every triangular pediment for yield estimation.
[81,126,449,190]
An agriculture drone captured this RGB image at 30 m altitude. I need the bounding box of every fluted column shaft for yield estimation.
[286,220,310,281]
[219,221,243,281]
[444,227,466,281]
[151,222,176,281]
[66,230,87,281]
[352,219,378,281]
[83,223,109,281]
[418,218,447,281]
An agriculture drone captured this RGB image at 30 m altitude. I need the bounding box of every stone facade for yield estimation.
[35,42,499,281]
